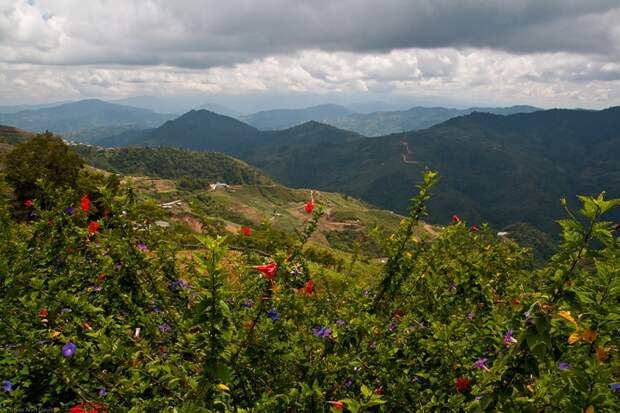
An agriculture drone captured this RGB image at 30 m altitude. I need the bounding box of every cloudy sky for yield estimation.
[1,0,619,109]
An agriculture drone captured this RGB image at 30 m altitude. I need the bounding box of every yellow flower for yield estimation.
[558,310,577,325]
[50,330,61,338]
[217,383,230,392]
[583,329,598,344]
[568,332,581,344]
[585,405,595,413]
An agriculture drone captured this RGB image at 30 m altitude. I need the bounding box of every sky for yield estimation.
[1,0,619,110]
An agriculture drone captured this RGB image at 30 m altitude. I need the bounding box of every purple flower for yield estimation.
[98,387,107,396]
[473,358,489,370]
[115,262,123,271]
[137,243,148,252]
[389,321,398,331]
[153,307,161,314]
[29,210,36,219]
[92,284,102,292]
[158,324,172,332]
[2,380,12,392]
[449,283,456,291]
[344,378,353,387]
[170,279,189,290]
[363,289,370,297]
[475,396,481,401]
[243,299,253,308]
[559,362,571,371]
[268,308,280,321]
[313,326,332,339]
[468,312,476,320]
[62,342,77,357]
[523,311,532,321]
[609,383,620,392]
[412,376,420,383]
[503,328,517,348]
[336,319,346,326]
[65,207,75,215]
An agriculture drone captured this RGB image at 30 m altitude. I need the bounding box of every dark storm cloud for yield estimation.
[1,0,619,69]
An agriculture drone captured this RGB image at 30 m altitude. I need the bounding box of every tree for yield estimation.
[5,132,83,202]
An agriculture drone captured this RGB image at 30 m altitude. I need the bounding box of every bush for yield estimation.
[1,171,619,412]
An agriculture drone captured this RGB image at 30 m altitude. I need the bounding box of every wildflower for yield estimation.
[225,297,234,305]
[511,298,521,305]
[62,342,77,357]
[217,383,230,392]
[336,319,346,326]
[240,226,252,236]
[313,326,333,339]
[468,312,475,320]
[170,279,189,290]
[2,380,12,392]
[88,221,100,234]
[374,386,383,395]
[92,284,102,292]
[568,332,581,344]
[389,321,398,331]
[243,299,253,308]
[98,387,107,396]
[29,209,36,219]
[455,376,470,392]
[40,308,48,318]
[158,324,172,332]
[363,289,370,297]
[344,378,353,387]
[558,310,577,324]
[596,347,608,362]
[98,272,106,282]
[134,328,141,338]
[609,383,620,392]
[503,328,517,348]
[268,308,280,321]
[305,279,314,295]
[470,225,479,232]
[255,262,277,280]
[449,283,456,291]
[153,307,161,314]
[24,199,33,208]
[115,262,122,271]
[304,200,315,214]
[83,322,92,330]
[81,194,90,212]
[137,243,148,252]
[65,206,75,215]
[328,400,343,410]
[559,362,571,371]
[523,311,532,320]
[451,214,461,224]
[473,358,489,370]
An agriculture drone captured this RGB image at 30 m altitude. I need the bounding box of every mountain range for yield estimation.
[0,99,175,142]
[91,106,620,236]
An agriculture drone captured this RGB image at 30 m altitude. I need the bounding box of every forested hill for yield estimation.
[246,106,620,235]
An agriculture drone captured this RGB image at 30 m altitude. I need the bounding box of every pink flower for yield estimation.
[451,215,461,224]
[304,200,315,214]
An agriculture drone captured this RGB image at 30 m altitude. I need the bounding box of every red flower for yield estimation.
[98,272,106,282]
[305,279,314,295]
[24,199,33,208]
[455,376,470,392]
[240,226,252,236]
[69,403,107,413]
[81,194,90,213]
[374,385,383,395]
[40,308,48,318]
[511,298,521,305]
[255,262,277,280]
[304,200,315,214]
[83,322,92,330]
[88,221,100,234]
[470,225,479,232]
[328,400,343,410]
[451,215,461,225]
[614,223,620,231]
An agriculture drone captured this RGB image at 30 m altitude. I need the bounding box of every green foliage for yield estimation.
[5,132,83,202]
[1,170,619,411]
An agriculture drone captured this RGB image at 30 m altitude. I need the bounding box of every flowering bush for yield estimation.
[1,172,619,411]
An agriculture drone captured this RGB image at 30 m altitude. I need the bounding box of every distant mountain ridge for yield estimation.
[240,104,354,130]
[0,99,175,142]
